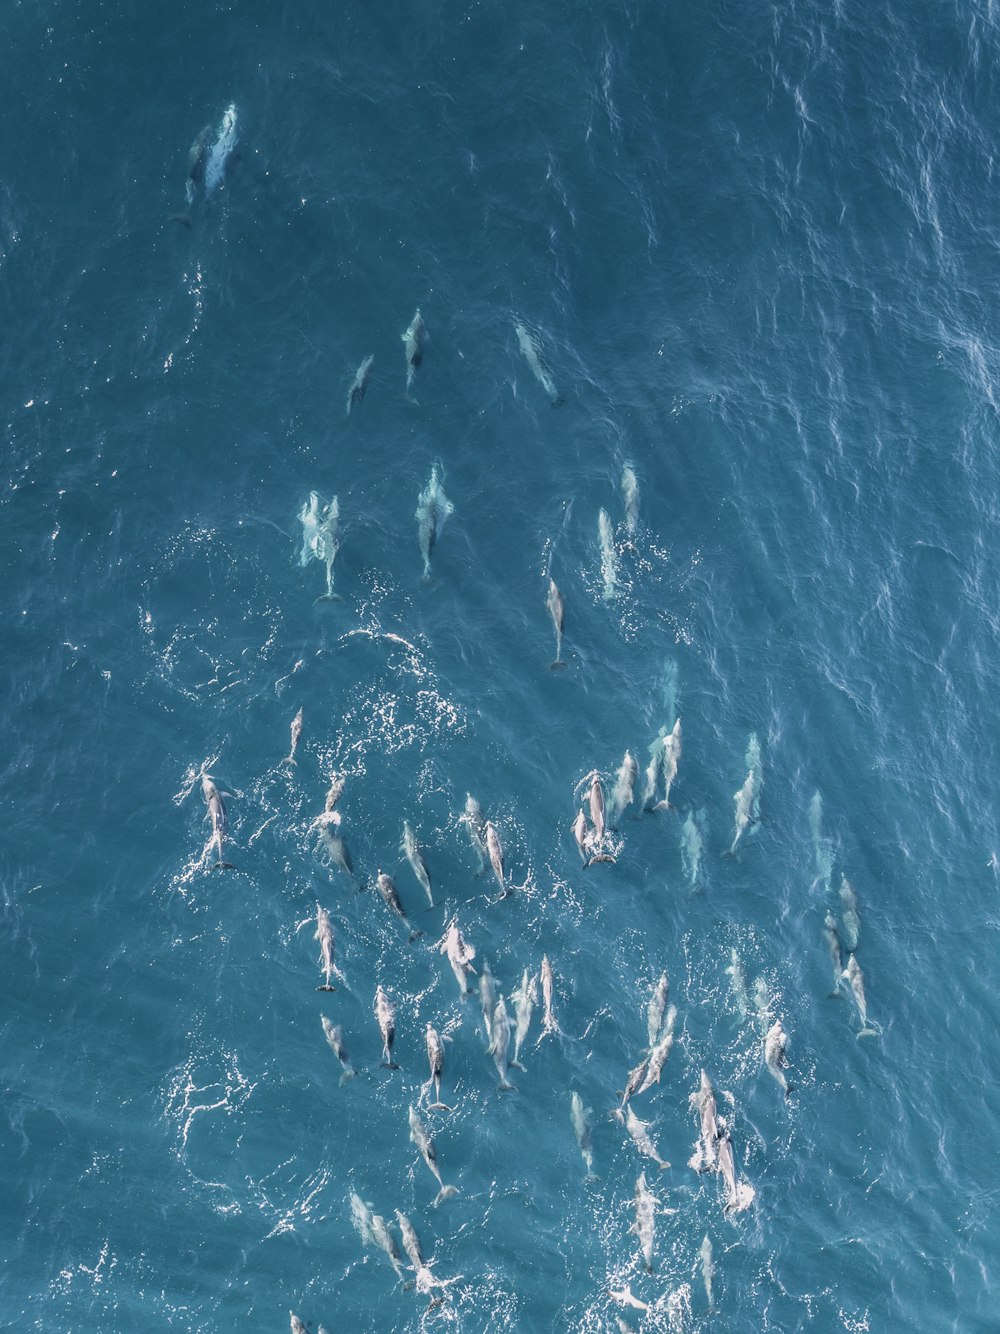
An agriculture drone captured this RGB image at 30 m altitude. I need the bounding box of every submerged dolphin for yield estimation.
[546,578,566,669]
[415,465,454,582]
[402,309,425,394]
[514,321,561,404]
[345,354,374,418]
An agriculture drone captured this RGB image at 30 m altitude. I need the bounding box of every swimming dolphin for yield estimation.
[284,707,303,766]
[700,1234,715,1310]
[539,954,559,1037]
[401,821,433,907]
[321,1015,357,1083]
[609,751,638,826]
[395,1209,460,1299]
[625,1105,670,1170]
[313,904,344,991]
[483,821,506,895]
[839,875,861,951]
[654,719,682,811]
[514,321,561,404]
[647,972,670,1050]
[728,733,762,855]
[618,1057,650,1114]
[374,985,400,1069]
[632,1172,658,1272]
[424,1023,451,1110]
[572,809,589,863]
[688,1070,721,1172]
[204,103,238,194]
[478,960,498,1046]
[823,911,845,996]
[323,771,346,814]
[415,465,454,582]
[375,870,421,941]
[201,774,234,869]
[716,1130,755,1214]
[345,354,374,418]
[570,1091,595,1176]
[842,954,878,1038]
[546,577,566,668]
[298,492,341,601]
[598,509,618,600]
[460,793,487,870]
[290,1314,308,1334]
[488,996,517,1092]
[317,821,353,877]
[635,1007,677,1096]
[621,465,639,533]
[436,918,477,996]
[726,949,750,1021]
[408,1104,459,1205]
[511,968,537,1068]
[370,1209,406,1280]
[763,1019,792,1098]
[680,810,704,887]
[402,309,425,394]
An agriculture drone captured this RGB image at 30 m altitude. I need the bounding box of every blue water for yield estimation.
[4,1,1000,1329]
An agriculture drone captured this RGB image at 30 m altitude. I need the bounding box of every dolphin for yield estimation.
[700,1234,715,1310]
[840,875,861,951]
[424,1023,451,1111]
[609,751,638,826]
[514,321,561,404]
[395,1209,460,1299]
[402,309,425,394]
[374,984,400,1069]
[654,719,682,811]
[184,122,212,206]
[345,354,374,418]
[572,809,589,863]
[570,1091,595,1176]
[415,465,453,582]
[511,968,536,1068]
[632,1172,658,1272]
[546,577,566,668]
[646,973,670,1051]
[728,733,762,855]
[436,918,476,996]
[843,954,878,1038]
[401,821,433,907]
[488,996,517,1092]
[763,1019,792,1098]
[370,1209,406,1280]
[290,1314,308,1334]
[753,976,774,1036]
[726,949,750,1021]
[350,1191,376,1246]
[588,773,606,842]
[460,793,488,870]
[478,960,498,1046]
[598,509,618,600]
[618,1057,650,1114]
[201,774,234,869]
[324,771,346,814]
[680,810,704,887]
[641,739,661,811]
[717,1131,755,1214]
[317,820,353,877]
[298,492,341,601]
[635,1007,677,1095]
[321,1015,357,1083]
[313,904,344,991]
[284,707,303,766]
[688,1070,721,1172]
[621,465,639,533]
[823,911,845,996]
[375,870,421,941]
[408,1104,459,1205]
[539,954,559,1037]
[625,1105,670,1170]
[204,103,238,194]
[483,821,506,895]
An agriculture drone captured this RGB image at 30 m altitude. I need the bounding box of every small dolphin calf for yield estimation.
[572,809,589,863]
[415,465,454,582]
[401,821,433,907]
[478,961,498,1045]
[840,875,861,951]
[728,734,762,855]
[374,985,400,1069]
[461,793,488,869]
[483,821,507,895]
[570,1091,595,1176]
[402,309,425,394]
[546,578,566,668]
[539,954,559,1037]
[514,321,561,404]
[321,1016,357,1082]
[201,774,234,869]
[647,972,669,1049]
[345,354,374,418]
[408,1105,459,1205]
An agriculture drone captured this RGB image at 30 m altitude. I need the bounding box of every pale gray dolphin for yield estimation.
[570,1091,595,1176]
[415,465,453,581]
[346,354,374,418]
[284,707,303,766]
[201,774,234,869]
[408,1104,459,1205]
[402,309,425,394]
[321,1015,356,1082]
[374,984,400,1069]
[546,577,566,668]
[514,320,561,404]
[621,465,639,533]
[401,821,433,907]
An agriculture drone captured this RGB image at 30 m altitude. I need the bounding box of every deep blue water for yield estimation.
[4,1,1000,1329]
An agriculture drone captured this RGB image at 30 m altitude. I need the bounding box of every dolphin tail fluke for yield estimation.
[433,1185,459,1207]
[827,990,845,1000]
[657,1161,671,1171]
[427,1102,453,1112]
[380,1060,402,1070]
[313,593,344,604]
[170,212,193,229]
[510,1060,527,1073]
[316,984,338,993]
[339,1070,358,1085]
[408,929,425,943]
[857,1026,880,1040]
[212,861,236,871]
[549,659,567,671]
[498,1080,517,1093]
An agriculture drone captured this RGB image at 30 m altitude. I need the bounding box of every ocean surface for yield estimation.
[3,0,1000,1329]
